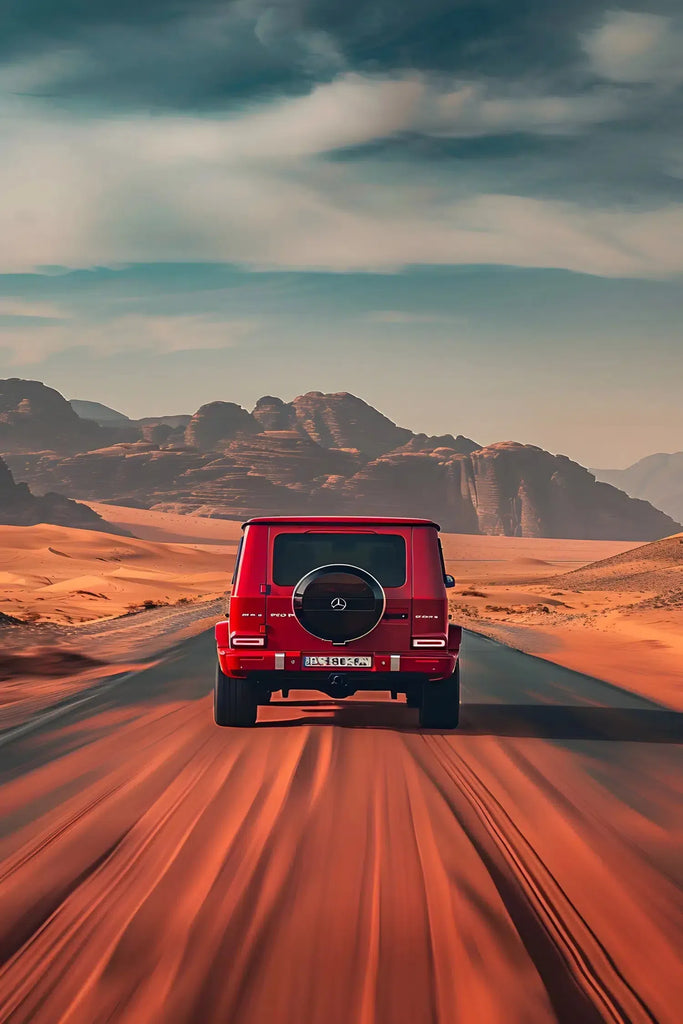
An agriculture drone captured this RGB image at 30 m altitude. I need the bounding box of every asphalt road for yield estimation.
[0,631,680,1024]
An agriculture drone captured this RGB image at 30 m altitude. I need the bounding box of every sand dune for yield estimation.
[449,533,683,708]
[1,507,632,627]
[0,523,234,625]
[559,532,683,592]
[87,502,244,545]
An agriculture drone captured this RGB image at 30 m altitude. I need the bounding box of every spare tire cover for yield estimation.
[292,564,385,643]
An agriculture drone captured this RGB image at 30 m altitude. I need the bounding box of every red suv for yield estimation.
[214,516,461,728]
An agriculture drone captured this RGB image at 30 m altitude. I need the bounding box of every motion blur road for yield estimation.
[0,631,680,1024]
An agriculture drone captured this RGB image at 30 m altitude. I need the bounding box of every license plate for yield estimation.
[303,656,372,668]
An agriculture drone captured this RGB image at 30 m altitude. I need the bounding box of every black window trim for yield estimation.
[231,536,244,586]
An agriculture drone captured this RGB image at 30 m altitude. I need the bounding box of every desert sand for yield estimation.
[86,501,245,545]
[444,534,683,709]
[0,515,238,728]
[2,507,633,629]
[0,522,237,625]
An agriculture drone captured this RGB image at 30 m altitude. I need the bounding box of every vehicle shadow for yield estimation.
[459,703,682,743]
[262,700,682,743]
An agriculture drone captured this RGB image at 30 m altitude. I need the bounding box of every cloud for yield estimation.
[0,298,66,320]
[233,74,627,154]
[582,10,683,85]
[0,311,256,363]
[0,68,680,279]
[0,1,590,107]
[365,311,454,324]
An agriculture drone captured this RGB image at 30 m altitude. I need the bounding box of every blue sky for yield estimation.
[0,2,681,467]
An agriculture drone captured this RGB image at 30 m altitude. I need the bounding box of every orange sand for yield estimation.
[0,523,235,625]
[444,535,682,709]
[87,502,245,545]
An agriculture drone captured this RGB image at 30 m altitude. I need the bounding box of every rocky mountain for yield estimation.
[1,380,679,540]
[0,457,118,532]
[593,453,683,525]
[1,379,138,452]
[287,391,413,457]
[338,441,679,538]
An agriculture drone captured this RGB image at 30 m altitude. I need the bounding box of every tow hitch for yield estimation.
[325,673,357,698]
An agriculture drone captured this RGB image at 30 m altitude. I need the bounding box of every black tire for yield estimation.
[419,662,460,729]
[405,689,421,708]
[214,663,257,727]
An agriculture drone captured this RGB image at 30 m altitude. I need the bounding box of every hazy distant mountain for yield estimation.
[137,415,192,429]
[69,399,132,426]
[2,379,680,541]
[593,453,683,524]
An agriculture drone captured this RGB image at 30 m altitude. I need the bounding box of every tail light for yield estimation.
[411,638,447,648]
[230,635,266,648]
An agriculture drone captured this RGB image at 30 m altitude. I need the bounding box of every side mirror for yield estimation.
[444,574,455,589]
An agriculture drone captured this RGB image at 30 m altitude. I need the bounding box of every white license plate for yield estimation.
[303,656,372,668]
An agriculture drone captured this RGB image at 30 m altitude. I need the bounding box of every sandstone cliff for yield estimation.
[341,441,678,539]
[288,391,412,457]
[184,402,259,450]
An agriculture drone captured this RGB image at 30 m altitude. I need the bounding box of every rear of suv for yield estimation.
[214,516,461,728]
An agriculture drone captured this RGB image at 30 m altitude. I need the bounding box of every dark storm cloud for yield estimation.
[1,1,681,275]
[1,0,679,109]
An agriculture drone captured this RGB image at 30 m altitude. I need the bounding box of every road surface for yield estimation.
[0,631,680,1024]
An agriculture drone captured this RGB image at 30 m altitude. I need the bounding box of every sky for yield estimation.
[0,2,681,468]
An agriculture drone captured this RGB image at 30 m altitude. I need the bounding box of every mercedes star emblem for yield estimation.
[331,597,347,611]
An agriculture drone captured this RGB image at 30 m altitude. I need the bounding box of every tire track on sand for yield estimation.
[412,734,658,1024]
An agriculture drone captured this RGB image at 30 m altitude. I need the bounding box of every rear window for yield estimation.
[273,533,406,587]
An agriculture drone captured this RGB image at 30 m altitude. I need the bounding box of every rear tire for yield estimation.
[214,663,257,727]
[419,662,460,729]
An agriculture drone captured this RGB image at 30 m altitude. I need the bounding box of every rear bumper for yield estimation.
[216,648,458,682]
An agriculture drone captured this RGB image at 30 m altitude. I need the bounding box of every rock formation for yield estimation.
[2,380,680,540]
[184,402,259,450]
[1,379,137,453]
[288,391,412,458]
[251,396,295,431]
[0,457,119,532]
